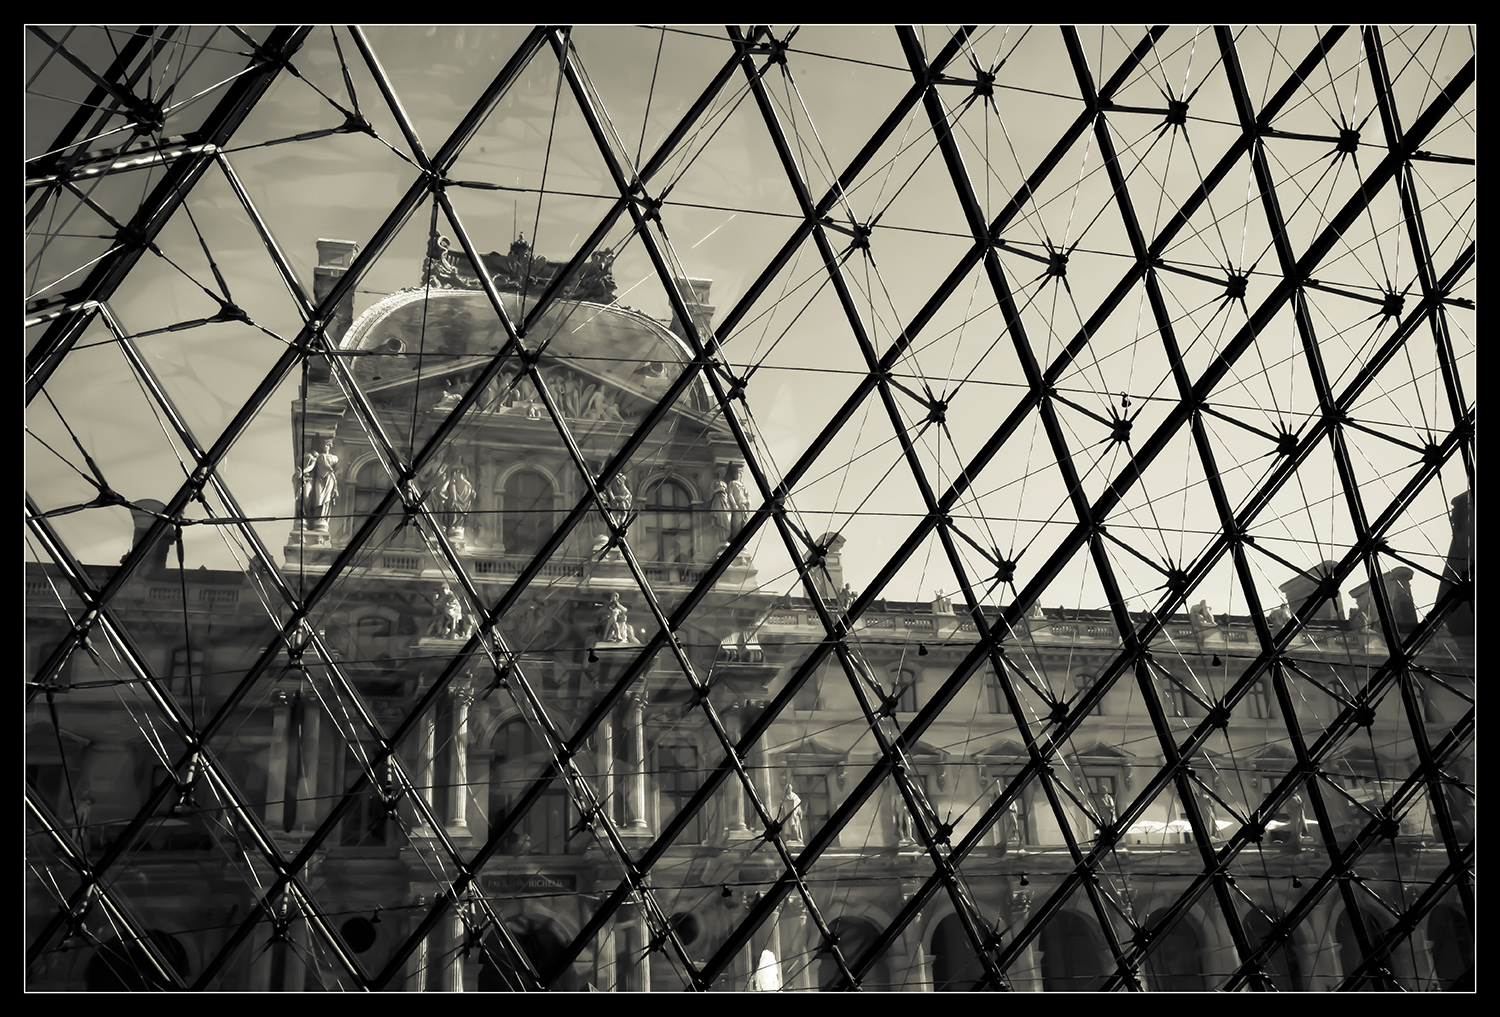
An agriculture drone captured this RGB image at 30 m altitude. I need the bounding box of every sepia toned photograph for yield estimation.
[25,26,1473,991]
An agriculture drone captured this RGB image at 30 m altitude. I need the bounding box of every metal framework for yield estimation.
[25,26,1473,991]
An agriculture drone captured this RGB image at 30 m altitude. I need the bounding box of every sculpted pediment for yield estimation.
[343,289,724,433]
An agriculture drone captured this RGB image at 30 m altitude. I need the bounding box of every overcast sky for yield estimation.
[26,26,1474,619]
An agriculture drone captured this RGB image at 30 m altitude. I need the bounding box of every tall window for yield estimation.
[502,469,554,555]
[1246,678,1274,719]
[1073,672,1105,715]
[169,647,205,698]
[641,479,693,564]
[657,743,701,843]
[338,743,389,847]
[354,615,395,668]
[787,758,835,839]
[895,667,920,713]
[990,769,1034,846]
[987,673,1007,714]
[491,718,571,855]
[350,459,405,546]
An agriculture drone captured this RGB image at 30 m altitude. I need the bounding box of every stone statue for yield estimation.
[421,233,465,289]
[602,470,631,516]
[1267,603,1291,631]
[432,376,463,414]
[995,794,1020,854]
[707,470,734,547]
[75,782,94,848]
[725,461,752,531]
[428,585,466,639]
[1189,599,1216,632]
[598,593,632,643]
[1289,792,1309,844]
[779,783,803,843]
[295,436,339,532]
[892,787,913,845]
[1346,606,1369,632]
[582,383,610,420]
[1094,791,1117,836]
[438,463,476,536]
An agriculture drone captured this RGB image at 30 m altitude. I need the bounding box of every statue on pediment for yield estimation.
[437,463,476,540]
[708,470,733,547]
[428,585,467,639]
[779,783,804,843]
[432,376,464,414]
[295,436,339,532]
[422,234,466,289]
[725,461,752,531]
[598,593,633,643]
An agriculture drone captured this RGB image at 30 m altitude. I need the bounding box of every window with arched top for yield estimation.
[932,913,987,990]
[350,459,406,546]
[501,469,555,556]
[817,917,893,990]
[1142,909,1208,990]
[1039,909,1110,990]
[641,479,693,565]
[1242,909,1307,990]
[490,718,573,855]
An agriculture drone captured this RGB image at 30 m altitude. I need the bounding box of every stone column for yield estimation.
[593,919,617,991]
[625,685,649,832]
[405,894,429,991]
[721,701,749,837]
[597,703,615,824]
[782,897,815,991]
[447,682,473,835]
[899,914,930,991]
[1009,889,1043,991]
[265,690,293,831]
[293,694,322,830]
[617,908,650,991]
[745,698,770,831]
[1199,907,1241,992]
[415,707,437,834]
[446,909,467,992]
[281,910,308,991]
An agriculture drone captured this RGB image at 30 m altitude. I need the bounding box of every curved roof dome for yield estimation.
[341,287,714,415]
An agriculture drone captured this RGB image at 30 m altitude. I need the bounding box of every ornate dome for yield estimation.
[340,287,716,419]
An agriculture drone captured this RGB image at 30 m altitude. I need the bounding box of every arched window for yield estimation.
[656,742,702,843]
[1072,671,1106,715]
[478,921,580,991]
[490,718,572,855]
[641,479,693,564]
[932,913,986,990]
[817,917,893,990]
[1427,904,1473,990]
[502,469,554,555]
[1039,909,1110,990]
[1242,909,1306,990]
[350,459,403,546]
[981,762,1034,848]
[1142,910,1207,990]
